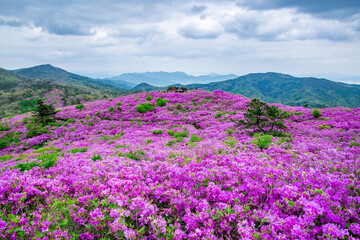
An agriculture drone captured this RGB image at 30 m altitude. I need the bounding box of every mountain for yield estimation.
[132,83,163,92]
[0,65,140,119]
[95,78,136,90]
[186,72,360,108]
[14,64,125,91]
[108,71,238,86]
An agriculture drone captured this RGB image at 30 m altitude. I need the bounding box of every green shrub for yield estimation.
[76,104,85,110]
[227,129,234,135]
[312,109,322,118]
[152,130,164,135]
[88,122,95,126]
[68,147,88,154]
[109,106,115,112]
[156,97,169,107]
[189,134,203,143]
[166,139,183,147]
[252,133,273,150]
[146,95,153,101]
[91,153,102,161]
[146,139,153,144]
[117,105,122,111]
[215,113,222,118]
[66,118,76,123]
[137,103,155,113]
[0,122,11,131]
[350,141,360,147]
[126,150,145,161]
[26,125,50,139]
[13,152,59,172]
[86,115,90,120]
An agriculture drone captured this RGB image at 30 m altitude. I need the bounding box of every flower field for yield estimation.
[0,90,359,239]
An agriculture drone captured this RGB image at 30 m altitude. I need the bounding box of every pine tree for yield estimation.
[237,98,290,135]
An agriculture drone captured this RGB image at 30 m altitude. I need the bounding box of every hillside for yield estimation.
[109,71,238,86]
[186,72,360,108]
[0,90,359,239]
[14,64,125,91]
[0,66,140,119]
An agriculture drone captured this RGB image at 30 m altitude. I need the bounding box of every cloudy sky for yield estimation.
[0,0,359,78]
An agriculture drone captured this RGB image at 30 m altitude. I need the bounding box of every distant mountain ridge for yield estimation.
[107,71,238,87]
[185,72,360,108]
[13,64,125,91]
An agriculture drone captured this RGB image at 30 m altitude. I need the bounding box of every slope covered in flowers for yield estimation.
[0,90,360,239]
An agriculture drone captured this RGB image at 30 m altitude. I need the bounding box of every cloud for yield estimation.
[220,7,359,41]
[237,0,360,19]
[178,21,223,39]
[190,5,207,14]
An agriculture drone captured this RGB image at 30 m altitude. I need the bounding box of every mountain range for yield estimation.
[103,72,238,88]
[1,64,360,119]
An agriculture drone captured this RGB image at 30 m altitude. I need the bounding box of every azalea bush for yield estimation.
[0,90,359,239]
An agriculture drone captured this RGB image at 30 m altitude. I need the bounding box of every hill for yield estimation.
[109,71,238,86]
[0,90,359,239]
[14,64,125,91]
[186,72,360,108]
[0,66,139,119]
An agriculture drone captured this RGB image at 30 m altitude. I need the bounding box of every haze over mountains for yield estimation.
[1,64,360,119]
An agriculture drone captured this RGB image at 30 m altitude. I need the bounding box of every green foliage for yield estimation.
[125,149,145,161]
[312,108,322,118]
[91,153,102,161]
[117,105,122,111]
[88,122,95,126]
[168,128,189,139]
[215,113,222,118]
[34,99,56,125]
[0,122,11,131]
[25,125,50,139]
[350,141,360,147]
[146,94,153,101]
[136,103,155,113]
[227,129,234,135]
[152,130,164,135]
[146,139,153,144]
[252,133,273,150]
[224,137,239,148]
[237,98,290,135]
[189,134,203,143]
[76,104,85,110]
[0,132,20,150]
[68,147,88,154]
[19,98,38,113]
[156,97,169,107]
[109,106,115,112]
[166,138,183,147]
[13,152,59,172]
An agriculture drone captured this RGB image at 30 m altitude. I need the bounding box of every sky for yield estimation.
[0,0,360,79]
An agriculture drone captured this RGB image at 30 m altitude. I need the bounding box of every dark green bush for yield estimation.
[0,123,11,131]
[312,109,322,118]
[156,97,169,107]
[136,103,155,113]
[126,150,145,161]
[146,95,153,101]
[109,106,115,112]
[215,113,222,118]
[252,133,273,150]
[76,104,85,110]
[35,100,56,125]
[153,130,164,135]
[26,125,50,139]
[91,153,102,161]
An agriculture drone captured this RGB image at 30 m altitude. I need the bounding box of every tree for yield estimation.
[35,99,56,125]
[236,98,290,135]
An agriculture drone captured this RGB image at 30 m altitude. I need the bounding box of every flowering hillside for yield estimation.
[0,90,360,239]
